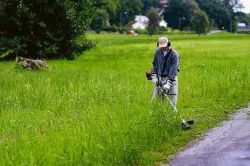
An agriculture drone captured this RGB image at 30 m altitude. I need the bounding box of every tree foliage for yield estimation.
[142,0,161,15]
[94,0,120,25]
[89,0,244,34]
[194,0,241,32]
[90,0,143,29]
[191,10,210,34]
[114,0,143,26]
[147,7,161,35]
[91,9,110,33]
[237,12,250,25]
[164,0,200,30]
[0,0,95,60]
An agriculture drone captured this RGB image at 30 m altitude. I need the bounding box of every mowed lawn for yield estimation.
[0,32,249,165]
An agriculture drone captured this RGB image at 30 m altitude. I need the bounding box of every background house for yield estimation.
[128,14,168,29]
[159,16,168,28]
[129,15,149,29]
[238,22,250,31]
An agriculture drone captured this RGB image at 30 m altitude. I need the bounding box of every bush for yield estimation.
[134,29,148,35]
[104,25,119,33]
[0,0,95,60]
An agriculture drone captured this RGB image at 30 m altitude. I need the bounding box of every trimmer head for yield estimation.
[160,88,195,130]
[182,122,191,130]
[186,120,194,125]
[182,120,194,130]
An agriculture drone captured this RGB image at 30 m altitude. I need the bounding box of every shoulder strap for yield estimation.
[161,48,172,76]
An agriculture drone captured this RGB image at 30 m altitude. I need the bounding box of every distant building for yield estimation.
[158,2,168,28]
[128,15,149,29]
[238,22,250,31]
[160,0,168,5]
[128,14,168,29]
[159,16,168,28]
[238,23,246,27]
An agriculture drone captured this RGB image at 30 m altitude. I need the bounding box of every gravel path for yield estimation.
[168,103,250,166]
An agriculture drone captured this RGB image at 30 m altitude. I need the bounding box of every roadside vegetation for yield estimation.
[0,33,249,165]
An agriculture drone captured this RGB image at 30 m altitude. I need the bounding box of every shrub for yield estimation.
[133,29,148,35]
[0,0,95,60]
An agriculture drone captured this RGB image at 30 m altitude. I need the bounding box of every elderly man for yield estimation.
[151,36,180,106]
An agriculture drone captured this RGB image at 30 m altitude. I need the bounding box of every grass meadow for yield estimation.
[0,32,250,165]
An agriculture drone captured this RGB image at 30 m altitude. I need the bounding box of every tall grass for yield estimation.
[0,32,249,165]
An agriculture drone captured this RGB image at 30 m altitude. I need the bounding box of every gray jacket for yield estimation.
[152,48,180,80]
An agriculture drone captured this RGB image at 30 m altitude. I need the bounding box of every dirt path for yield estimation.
[168,103,250,166]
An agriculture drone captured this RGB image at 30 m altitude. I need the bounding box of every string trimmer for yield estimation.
[145,70,194,129]
[158,86,194,130]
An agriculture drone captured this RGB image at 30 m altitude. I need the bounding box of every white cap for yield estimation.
[158,36,168,48]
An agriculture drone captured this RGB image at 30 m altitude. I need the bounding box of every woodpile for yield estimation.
[17,56,49,70]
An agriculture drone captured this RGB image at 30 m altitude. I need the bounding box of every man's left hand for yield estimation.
[162,80,172,90]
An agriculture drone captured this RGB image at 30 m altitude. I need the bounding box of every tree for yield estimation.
[116,0,143,25]
[222,0,242,32]
[90,0,143,31]
[194,0,239,32]
[236,12,250,25]
[191,10,210,35]
[147,7,161,35]
[164,0,199,30]
[0,0,95,60]
[0,0,20,58]
[93,0,120,25]
[141,0,161,15]
[91,9,110,33]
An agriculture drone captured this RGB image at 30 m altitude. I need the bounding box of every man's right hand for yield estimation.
[151,74,158,84]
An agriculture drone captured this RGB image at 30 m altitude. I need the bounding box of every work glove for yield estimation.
[157,87,164,95]
[162,80,172,91]
[151,74,158,84]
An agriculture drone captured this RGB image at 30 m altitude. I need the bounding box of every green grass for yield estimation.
[0,32,250,165]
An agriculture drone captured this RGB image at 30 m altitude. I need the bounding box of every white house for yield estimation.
[131,22,147,29]
[129,14,168,29]
[159,16,168,28]
[238,23,246,27]
[130,15,149,29]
